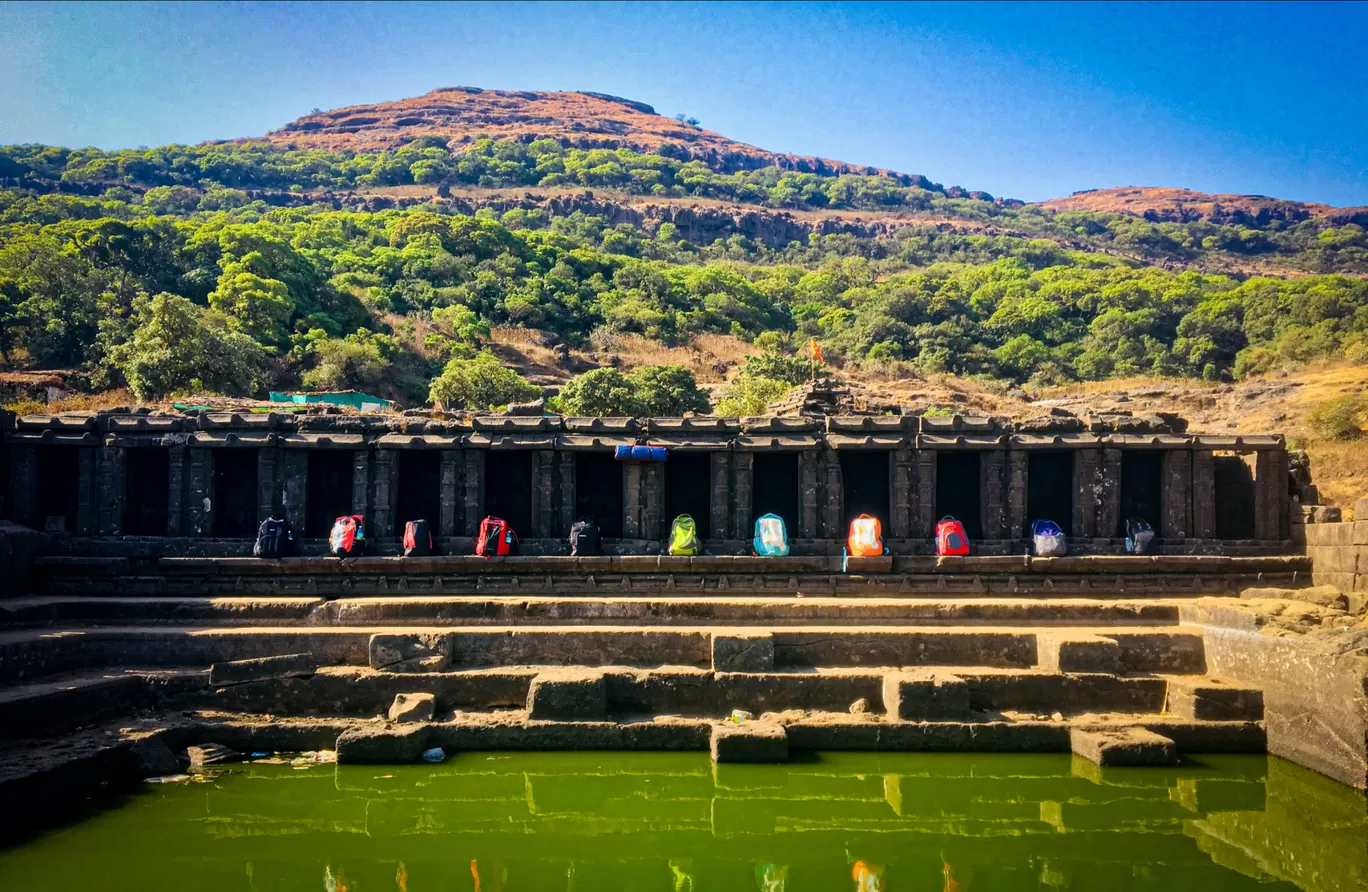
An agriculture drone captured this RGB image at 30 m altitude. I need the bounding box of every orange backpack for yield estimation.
[846,514,884,557]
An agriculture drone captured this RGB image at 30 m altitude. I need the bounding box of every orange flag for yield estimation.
[809,338,823,362]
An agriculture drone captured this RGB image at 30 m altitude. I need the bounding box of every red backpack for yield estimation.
[475,516,518,557]
[329,514,366,557]
[402,519,433,557]
[935,516,970,556]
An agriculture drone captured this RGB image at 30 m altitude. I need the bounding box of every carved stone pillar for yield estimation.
[821,450,843,539]
[709,451,730,540]
[914,450,937,538]
[799,450,819,539]
[623,462,642,539]
[1008,450,1028,540]
[982,449,1006,540]
[1162,449,1192,541]
[166,445,186,536]
[731,452,753,540]
[1098,448,1123,539]
[1255,448,1289,541]
[371,449,397,537]
[890,447,912,539]
[1191,450,1215,539]
[463,451,484,536]
[556,452,576,537]
[440,451,461,538]
[280,449,307,535]
[1072,448,1100,538]
[75,447,96,534]
[187,448,214,537]
[257,447,279,522]
[643,463,663,541]
[95,446,125,536]
[350,450,370,519]
[534,449,555,538]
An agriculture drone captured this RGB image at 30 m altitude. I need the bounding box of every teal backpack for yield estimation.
[752,513,790,556]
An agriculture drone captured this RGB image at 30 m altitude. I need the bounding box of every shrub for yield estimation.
[107,293,267,400]
[428,352,538,410]
[1306,395,1366,441]
[558,364,711,416]
[630,365,710,415]
[558,367,638,416]
[714,375,794,416]
[740,350,818,386]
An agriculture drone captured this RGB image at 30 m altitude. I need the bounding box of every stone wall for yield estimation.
[1304,496,1368,604]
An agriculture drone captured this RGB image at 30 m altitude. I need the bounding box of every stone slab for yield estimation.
[710,721,788,763]
[711,632,775,673]
[1070,727,1178,766]
[526,669,608,721]
[369,633,452,672]
[209,652,318,686]
[388,692,436,723]
[1039,634,1122,673]
[882,670,970,720]
[1166,677,1264,721]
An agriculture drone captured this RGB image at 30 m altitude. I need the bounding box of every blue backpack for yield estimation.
[752,513,790,556]
[1030,519,1067,557]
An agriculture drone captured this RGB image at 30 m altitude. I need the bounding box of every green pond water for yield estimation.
[0,751,1365,892]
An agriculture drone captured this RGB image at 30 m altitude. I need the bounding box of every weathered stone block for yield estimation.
[209,652,318,686]
[130,738,182,777]
[1354,522,1368,546]
[1069,727,1178,766]
[1167,678,1264,721]
[1306,522,1356,547]
[527,669,607,720]
[186,743,240,767]
[336,724,429,764]
[369,633,451,672]
[711,632,775,673]
[388,692,436,723]
[710,721,788,763]
[1355,497,1368,522]
[1039,633,1122,673]
[882,670,970,721]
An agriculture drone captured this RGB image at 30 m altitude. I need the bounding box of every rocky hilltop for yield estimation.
[253,86,922,180]
[1038,186,1368,226]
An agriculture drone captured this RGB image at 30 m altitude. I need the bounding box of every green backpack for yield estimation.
[668,514,701,555]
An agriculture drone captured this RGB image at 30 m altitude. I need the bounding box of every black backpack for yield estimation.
[570,518,602,556]
[403,519,434,557]
[254,517,294,559]
[1126,518,1155,554]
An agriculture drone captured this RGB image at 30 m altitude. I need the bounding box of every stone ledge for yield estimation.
[711,632,775,673]
[882,670,969,720]
[526,669,607,721]
[1166,678,1264,722]
[1070,727,1178,766]
[710,721,788,763]
[209,652,317,687]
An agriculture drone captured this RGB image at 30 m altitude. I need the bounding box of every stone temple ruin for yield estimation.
[0,405,1365,834]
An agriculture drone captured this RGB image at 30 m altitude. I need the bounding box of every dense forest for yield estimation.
[1,137,1366,413]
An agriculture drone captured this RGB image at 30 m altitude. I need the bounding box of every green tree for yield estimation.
[559,367,640,416]
[629,365,711,415]
[107,292,266,399]
[428,352,538,410]
[714,374,793,416]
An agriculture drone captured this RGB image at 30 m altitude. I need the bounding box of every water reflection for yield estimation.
[0,751,1364,891]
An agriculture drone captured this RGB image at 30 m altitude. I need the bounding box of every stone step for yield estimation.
[0,624,1210,682]
[0,595,1185,628]
[154,664,1186,721]
[0,672,146,739]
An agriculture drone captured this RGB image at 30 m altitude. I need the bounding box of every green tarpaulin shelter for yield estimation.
[268,391,394,412]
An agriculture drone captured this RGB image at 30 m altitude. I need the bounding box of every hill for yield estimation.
[1037,186,1368,227]
[1,85,1365,469]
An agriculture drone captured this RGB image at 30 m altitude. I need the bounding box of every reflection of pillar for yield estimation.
[75,447,96,534]
[1162,450,1192,541]
[350,450,370,519]
[1255,448,1289,540]
[983,449,1006,540]
[257,447,279,522]
[372,449,396,536]
[623,462,642,539]
[798,450,819,538]
[914,450,936,538]
[1072,449,1099,538]
[280,449,307,535]
[187,448,214,537]
[440,451,461,538]
[8,446,36,527]
[1098,448,1122,539]
[643,462,663,541]
[709,451,730,540]
[463,451,483,536]
[732,452,753,540]
[821,450,843,538]
[96,446,125,536]
[1191,450,1215,539]
[891,447,912,539]
[166,445,186,536]
[1008,450,1028,540]
[535,449,555,539]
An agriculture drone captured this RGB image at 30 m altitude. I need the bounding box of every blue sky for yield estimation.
[2,1,1366,205]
